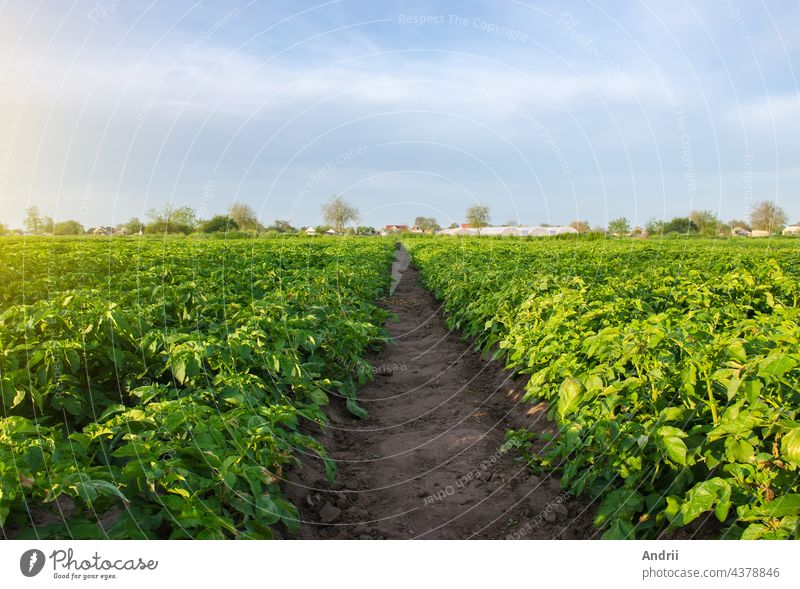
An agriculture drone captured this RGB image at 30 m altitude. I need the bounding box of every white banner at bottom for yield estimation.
[1,540,796,589]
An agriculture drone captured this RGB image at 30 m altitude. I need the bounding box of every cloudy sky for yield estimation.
[0,0,798,229]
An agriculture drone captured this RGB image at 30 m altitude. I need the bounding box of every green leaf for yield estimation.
[584,374,604,391]
[740,523,766,540]
[757,494,800,518]
[676,478,731,525]
[255,494,281,525]
[656,426,688,466]
[725,438,755,464]
[726,341,747,363]
[167,487,191,499]
[172,357,187,384]
[10,389,26,409]
[98,404,127,421]
[112,442,148,458]
[309,389,329,406]
[758,354,797,378]
[108,347,126,368]
[594,488,643,527]
[557,378,584,420]
[707,414,758,441]
[346,398,368,419]
[781,429,800,466]
[72,479,128,504]
[323,456,337,484]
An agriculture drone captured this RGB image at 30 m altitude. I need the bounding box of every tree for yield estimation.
[41,215,54,234]
[727,219,751,231]
[145,205,198,234]
[266,219,295,233]
[53,220,84,235]
[607,217,631,235]
[355,226,376,235]
[749,201,787,233]
[569,220,590,234]
[663,217,698,234]
[123,217,145,235]
[645,219,666,235]
[414,216,439,233]
[322,195,360,234]
[689,209,721,236]
[466,204,490,233]
[200,215,239,233]
[447,222,459,229]
[24,206,42,234]
[0,222,7,235]
[228,203,261,231]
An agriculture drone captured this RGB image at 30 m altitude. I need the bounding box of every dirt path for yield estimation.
[288,247,596,539]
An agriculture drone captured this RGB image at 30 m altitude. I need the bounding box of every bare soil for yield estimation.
[286,248,598,539]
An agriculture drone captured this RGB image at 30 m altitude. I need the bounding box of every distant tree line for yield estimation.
[2,203,308,236]
[570,201,792,237]
[1,199,795,238]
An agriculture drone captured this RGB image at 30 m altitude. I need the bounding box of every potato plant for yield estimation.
[407,238,800,539]
[0,237,395,539]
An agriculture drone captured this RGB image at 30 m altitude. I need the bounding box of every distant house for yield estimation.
[325,228,337,235]
[93,226,114,236]
[384,224,408,233]
[523,226,578,237]
[437,225,578,237]
[750,230,771,238]
[304,227,317,235]
[731,226,751,237]
[782,225,800,236]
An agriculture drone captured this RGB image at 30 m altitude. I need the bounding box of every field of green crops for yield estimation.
[407,238,800,539]
[4,234,799,541]
[0,236,395,539]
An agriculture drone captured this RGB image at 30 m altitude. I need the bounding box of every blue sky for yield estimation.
[1,0,798,229]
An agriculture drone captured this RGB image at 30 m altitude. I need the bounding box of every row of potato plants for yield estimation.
[0,237,395,538]
[407,238,800,539]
